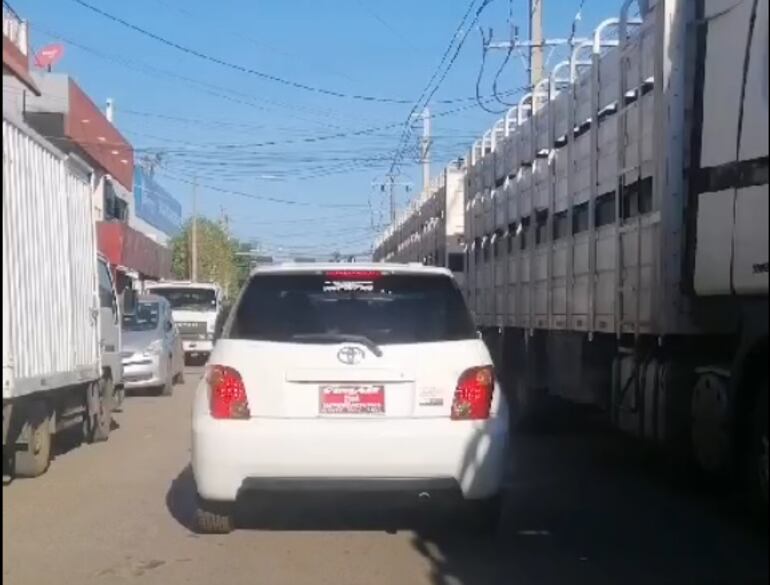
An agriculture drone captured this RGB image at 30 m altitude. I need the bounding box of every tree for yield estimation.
[170,218,243,298]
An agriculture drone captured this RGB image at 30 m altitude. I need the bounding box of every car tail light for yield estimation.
[451,366,494,421]
[325,270,383,280]
[207,365,250,420]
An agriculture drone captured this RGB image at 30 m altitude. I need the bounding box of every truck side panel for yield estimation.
[2,118,99,400]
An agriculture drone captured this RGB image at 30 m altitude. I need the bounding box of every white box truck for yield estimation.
[2,113,124,478]
[374,0,768,511]
[145,281,225,363]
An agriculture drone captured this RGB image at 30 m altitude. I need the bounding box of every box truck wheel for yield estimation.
[15,401,52,478]
[87,377,113,443]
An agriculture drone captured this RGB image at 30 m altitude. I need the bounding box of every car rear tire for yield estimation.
[161,360,174,397]
[14,401,51,478]
[465,494,502,536]
[195,497,234,534]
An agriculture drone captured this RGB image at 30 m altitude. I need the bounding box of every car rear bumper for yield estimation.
[192,414,509,503]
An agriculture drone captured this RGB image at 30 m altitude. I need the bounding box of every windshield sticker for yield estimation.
[323,280,375,292]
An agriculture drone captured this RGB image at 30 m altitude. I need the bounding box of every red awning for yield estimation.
[97,222,172,280]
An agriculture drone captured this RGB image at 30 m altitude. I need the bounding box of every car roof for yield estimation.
[249,262,452,277]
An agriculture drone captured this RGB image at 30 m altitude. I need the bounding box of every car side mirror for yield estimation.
[165,321,173,332]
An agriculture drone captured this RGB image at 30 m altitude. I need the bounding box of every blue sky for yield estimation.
[12,0,619,259]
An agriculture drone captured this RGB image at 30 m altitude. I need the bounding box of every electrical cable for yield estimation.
[476,27,509,114]
[69,0,521,107]
[387,0,498,177]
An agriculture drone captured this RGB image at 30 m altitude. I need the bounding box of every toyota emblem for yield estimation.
[337,346,366,365]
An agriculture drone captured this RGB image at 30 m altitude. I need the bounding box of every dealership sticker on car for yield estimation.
[418,387,445,407]
[320,385,385,415]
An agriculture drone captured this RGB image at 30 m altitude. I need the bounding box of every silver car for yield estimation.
[121,295,185,396]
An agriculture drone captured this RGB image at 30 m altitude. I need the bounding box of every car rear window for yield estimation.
[227,272,476,345]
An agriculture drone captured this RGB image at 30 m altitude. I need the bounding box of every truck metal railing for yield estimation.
[2,2,27,56]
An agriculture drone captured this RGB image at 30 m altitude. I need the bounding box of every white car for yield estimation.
[191,264,509,534]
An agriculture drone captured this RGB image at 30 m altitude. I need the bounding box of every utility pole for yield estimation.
[420,107,431,194]
[372,177,414,226]
[529,0,544,87]
[191,176,198,283]
[219,205,230,234]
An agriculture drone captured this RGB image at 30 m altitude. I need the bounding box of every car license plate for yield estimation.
[320,385,385,415]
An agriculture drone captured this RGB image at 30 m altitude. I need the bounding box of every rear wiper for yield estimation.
[290,333,383,358]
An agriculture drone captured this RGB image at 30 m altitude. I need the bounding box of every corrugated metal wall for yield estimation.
[2,118,99,397]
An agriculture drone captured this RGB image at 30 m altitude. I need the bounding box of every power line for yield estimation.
[69,0,412,103]
[387,0,499,178]
[353,0,420,51]
[70,0,518,107]
[151,0,360,84]
[157,170,369,209]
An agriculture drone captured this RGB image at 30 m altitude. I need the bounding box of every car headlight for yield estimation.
[143,339,163,356]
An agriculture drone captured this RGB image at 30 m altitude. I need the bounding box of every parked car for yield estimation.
[121,295,184,396]
[191,263,510,534]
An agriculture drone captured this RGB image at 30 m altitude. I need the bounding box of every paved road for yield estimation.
[3,368,768,585]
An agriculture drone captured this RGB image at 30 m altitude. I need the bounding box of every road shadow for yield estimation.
[166,465,198,532]
[164,406,767,584]
[409,415,769,585]
[51,417,121,460]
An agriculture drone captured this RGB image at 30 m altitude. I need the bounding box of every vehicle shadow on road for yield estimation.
[164,407,768,585]
[408,417,769,585]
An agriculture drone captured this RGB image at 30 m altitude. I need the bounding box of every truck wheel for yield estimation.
[113,385,125,413]
[748,378,768,517]
[195,496,234,534]
[691,372,732,475]
[88,378,113,443]
[15,401,52,478]
[465,494,502,537]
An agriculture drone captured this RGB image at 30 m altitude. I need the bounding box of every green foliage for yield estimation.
[170,218,246,298]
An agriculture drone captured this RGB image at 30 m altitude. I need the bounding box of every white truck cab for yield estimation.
[145,281,224,362]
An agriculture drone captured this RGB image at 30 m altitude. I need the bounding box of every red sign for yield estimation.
[34,44,64,69]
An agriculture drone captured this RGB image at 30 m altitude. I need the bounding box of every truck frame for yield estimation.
[2,113,122,477]
[373,0,768,511]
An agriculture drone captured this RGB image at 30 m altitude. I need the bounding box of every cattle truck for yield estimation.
[375,0,768,512]
[2,112,123,477]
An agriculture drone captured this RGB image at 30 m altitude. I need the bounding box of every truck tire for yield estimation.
[195,497,234,534]
[465,494,502,537]
[748,378,768,517]
[88,378,113,443]
[15,401,52,478]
